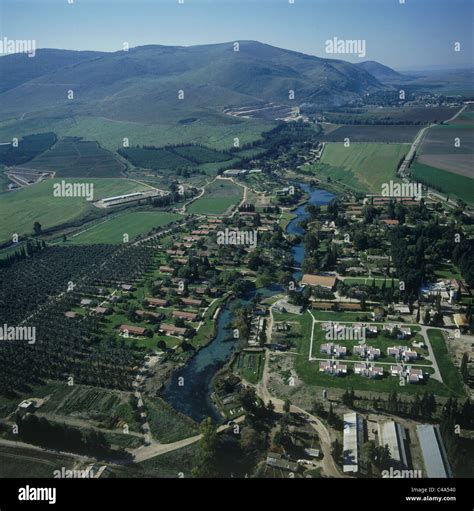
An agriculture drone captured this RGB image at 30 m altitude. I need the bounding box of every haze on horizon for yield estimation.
[0,0,473,71]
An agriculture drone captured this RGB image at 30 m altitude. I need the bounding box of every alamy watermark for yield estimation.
[53,180,94,201]
[216,228,258,248]
[381,180,423,198]
[0,37,36,57]
[0,324,36,344]
[325,37,366,58]
[324,324,366,341]
[381,467,422,478]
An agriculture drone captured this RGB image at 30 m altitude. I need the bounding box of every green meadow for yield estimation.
[66,211,182,244]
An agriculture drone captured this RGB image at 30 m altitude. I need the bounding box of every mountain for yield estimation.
[0,49,107,94]
[0,41,388,123]
[356,60,409,83]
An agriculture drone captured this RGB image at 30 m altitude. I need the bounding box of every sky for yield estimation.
[0,0,472,70]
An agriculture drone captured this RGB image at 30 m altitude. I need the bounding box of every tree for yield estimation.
[33,221,42,235]
[283,399,291,414]
[331,439,343,463]
[192,418,219,478]
[461,353,469,383]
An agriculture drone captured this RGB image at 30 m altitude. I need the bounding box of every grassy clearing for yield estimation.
[188,179,243,214]
[234,351,264,384]
[427,329,466,398]
[279,211,296,230]
[66,211,182,244]
[313,142,407,194]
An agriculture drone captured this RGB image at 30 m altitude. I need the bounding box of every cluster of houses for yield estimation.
[320,343,347,358]
[353,344,381,360]
[390,364,424,383]
[319,360,347,376]
[353,363,384,378]
[387,345,418,361]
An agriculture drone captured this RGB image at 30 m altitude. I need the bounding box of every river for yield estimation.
[161,183,334,423]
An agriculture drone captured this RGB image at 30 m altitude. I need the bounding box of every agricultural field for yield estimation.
[188,179,243,214]
[0,114,273,153]
[322,106,458,125]
[66,211,182,245]
[312,142,407,193]
[0,178,149,243]
[410,161,474,204]
[39,385,142,431]
[26,137,125,178]
[119,144,232,174]
[417,124,474,178]
[321,125,421,143]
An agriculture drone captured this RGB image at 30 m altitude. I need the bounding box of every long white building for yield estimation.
[343,412,364,473]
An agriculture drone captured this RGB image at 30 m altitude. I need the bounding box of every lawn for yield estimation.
[313,142,408,194]
[427,329,466,398]
[66,211,182,244]
[344,277,400,289]
[0,178,150,243]
[188,179,243,214]
[234,351,264,384]
[279,211,297,230]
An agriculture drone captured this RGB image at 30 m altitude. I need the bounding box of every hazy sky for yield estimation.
[1,0,472,69]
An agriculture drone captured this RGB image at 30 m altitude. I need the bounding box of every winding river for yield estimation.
[162,183,334,423]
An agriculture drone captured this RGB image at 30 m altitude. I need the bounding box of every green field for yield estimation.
[0,115,272,153]
[0,178,150,243]
[67,211,182,244]
[411,161,474,204]
[235,351,264,384]
[427,329,466,398]
[313,142,407,193]
[188,179,243,214]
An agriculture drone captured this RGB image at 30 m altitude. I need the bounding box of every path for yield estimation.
[255,349,343,478]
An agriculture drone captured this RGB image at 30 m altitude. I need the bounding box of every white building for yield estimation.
[343,412,364,473]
